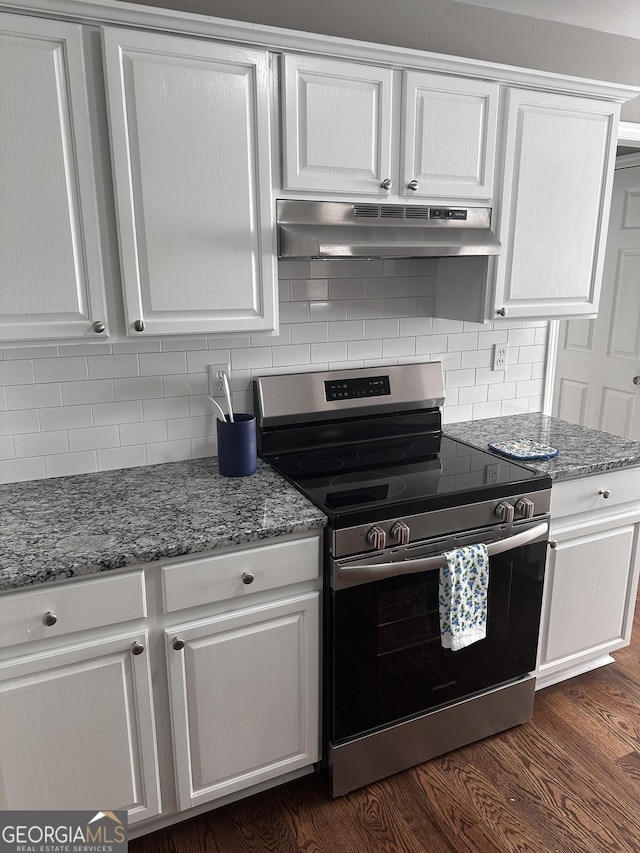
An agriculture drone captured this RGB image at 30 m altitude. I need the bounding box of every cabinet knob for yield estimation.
[42,611,57,627]
[133,319,145,332]
[407,179,419,191]
[599,489,611,499]
[241,571,255,585]
[172,637,185,651]
[549,540,558,549]
[380,178,392,190]
[131,641,145,656]
[496,307,508,317]
[634,376,640,386]
[92,321,106,334]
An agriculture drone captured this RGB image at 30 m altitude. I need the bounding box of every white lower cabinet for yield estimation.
[536,470,640,689]
[165,592,320,810]
[0,572,161,824]
[0,532,322,829]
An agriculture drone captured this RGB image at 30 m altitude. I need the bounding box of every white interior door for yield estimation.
[552,159,640,438]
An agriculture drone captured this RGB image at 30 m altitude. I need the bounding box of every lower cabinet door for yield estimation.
[166,592,320,810]
[0,632,161,824]
[537,518,640,685]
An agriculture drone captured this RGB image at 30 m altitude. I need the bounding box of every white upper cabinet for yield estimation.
[0,13,108,341]
[492,89,619,320]
[282,55,394,196]
[402,72,498,199]
[102,28,277,336]
[282,55,498,201]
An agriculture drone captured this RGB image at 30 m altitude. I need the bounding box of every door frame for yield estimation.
[543,121,640,414]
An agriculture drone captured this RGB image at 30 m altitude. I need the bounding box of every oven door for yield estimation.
[328,516,548,744]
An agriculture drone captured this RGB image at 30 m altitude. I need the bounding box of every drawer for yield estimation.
[0,571,146,649]
[162,535,322,613]
[551,467,640,520]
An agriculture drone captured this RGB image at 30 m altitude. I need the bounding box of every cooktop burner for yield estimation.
[265,435,545,524]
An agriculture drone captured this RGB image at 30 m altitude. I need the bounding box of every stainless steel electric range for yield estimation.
[254,362,551,797]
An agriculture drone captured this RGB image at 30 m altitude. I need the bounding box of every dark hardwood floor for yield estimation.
[131,595,640,853]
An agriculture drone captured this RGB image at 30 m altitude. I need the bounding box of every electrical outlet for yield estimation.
[486,463,501,484]
[492,343,508,371]
[207,363,230,397]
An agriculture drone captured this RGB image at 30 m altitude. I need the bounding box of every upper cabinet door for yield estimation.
[282,55,394,195]
[493,89,619,320]
[102,29,277,336]
[0,14,108,341]
[402,72,498,199]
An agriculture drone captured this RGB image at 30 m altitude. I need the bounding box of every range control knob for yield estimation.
[391,521,411,545]
[494,501,515,523]
[515,498,535,519]
[366,526,387,550]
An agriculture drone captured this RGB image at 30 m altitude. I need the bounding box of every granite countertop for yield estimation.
[444,413,640,480]
[0,458,326,593]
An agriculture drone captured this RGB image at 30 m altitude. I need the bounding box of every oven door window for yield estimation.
[330,539,546,743]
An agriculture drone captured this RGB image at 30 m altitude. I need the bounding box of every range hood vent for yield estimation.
[277,200,500,259]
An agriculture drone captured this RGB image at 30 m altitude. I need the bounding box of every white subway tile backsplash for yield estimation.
[62,379,114,406]
[0,360,35,385]
[139,352,187,376]
[69,425,120,452]
[8,383,62,410]
[272,345,311,367]
[88,354,140,379]
[0,435,15,460]
[0,257,550,482]
[329,321,365,342]
[0,456,46,483]
[15,430,69,458]
[309,301,348,322]
[114,376,163,402]
[34,357,88,383]
[120,419,168,446]
[97,444,147,471]
[45,451,97,478]
[310,342,348,363]
[0,409,40,436]
[347,339,383,360]
[92,401,143,426]
[142,397,189,422]
[146,438,192,465]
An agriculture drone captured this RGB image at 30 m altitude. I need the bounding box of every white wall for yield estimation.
[0,258,547,484]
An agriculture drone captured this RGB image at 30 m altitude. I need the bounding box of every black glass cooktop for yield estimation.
[264,434,550,526]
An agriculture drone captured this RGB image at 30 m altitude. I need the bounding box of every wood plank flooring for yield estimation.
[130,595,640,853]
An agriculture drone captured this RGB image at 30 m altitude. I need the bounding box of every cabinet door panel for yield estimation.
[166,592,319,810]
[542,525,635,665]
[402,72,498,199]
[103,29,276,335]
[495,90,618,319]
[0,633,160,823]
[282,55,393,194]
[0,14,107,340]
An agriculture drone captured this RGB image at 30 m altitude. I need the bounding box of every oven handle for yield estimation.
[337,521,549,582]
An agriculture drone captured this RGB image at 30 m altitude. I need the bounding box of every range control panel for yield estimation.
[324,375,391,401]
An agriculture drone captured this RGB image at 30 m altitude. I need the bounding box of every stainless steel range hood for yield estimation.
[277,200,500,259]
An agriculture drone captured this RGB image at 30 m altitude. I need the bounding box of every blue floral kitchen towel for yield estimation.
[439,543,489,651]
[487,438,559,460]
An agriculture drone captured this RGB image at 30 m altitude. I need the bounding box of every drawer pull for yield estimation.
[241,572,255,585]
[131,641,145,656]
[599,489,611,499]
[172,637,185,651]
[549,540,558,549]
[42,611,57,627]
